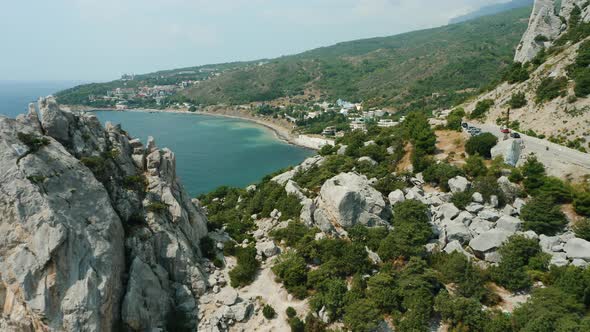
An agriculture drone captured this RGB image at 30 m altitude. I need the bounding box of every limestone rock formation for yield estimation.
[515,0,590,63]
[0,97,209,331]
[313,172,391,229]
[514,0,563,63]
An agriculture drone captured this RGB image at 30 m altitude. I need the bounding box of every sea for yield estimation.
[0,81,313,196]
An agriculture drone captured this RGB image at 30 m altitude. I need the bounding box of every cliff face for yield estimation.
[515,0,590,63]
[0,97,208,331]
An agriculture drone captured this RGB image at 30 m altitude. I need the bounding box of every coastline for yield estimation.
[63,105,334,150]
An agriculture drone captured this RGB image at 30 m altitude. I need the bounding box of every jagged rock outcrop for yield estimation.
[515,0,590,63]
[514,0,563,63]
[0,97,209,331]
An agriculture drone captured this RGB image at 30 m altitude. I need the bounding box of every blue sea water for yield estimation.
[0,81,313,195]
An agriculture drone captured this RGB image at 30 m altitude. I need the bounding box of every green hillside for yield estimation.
[56,7,531,112]
[181,7,531,111]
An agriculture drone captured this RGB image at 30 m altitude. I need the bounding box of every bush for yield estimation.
[122,175,147,192]
[271,221,314,247]
[574,191,590,216]
[434,292,486,331]
[521,196,568,236]
[288,317,304,332]
[503,62,529,84]
[508,92,527,109]
[272,251,308,299]
[378,200,432,260]
[423,163,463,191]
[229,246,259,287]
[463,155,487,178]
[468,99,494,120]
[451,191,473,210]
[446,108,466,131]
[343,299,381,332]
[262,304,276,319]
[286,307,297,319]
[472,176,506,206]
[465,133,498,159]
[536,77,568,103]
[146,201,169,214]
[17,132,50,152]
[574,219,590,241]
[536,177,572,203]
[492,235,548,291]
[309,278,347,322]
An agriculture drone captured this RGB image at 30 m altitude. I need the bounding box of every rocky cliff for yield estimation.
[0,97,208,331]
[515,0,590,63]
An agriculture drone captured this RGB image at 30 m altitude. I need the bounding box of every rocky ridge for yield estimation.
[0,97,208,331]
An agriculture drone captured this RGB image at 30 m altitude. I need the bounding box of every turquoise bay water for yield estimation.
[94,111,313,196]
[0,81,313,196]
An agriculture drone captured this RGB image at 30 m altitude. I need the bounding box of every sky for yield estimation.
[0,0,512,82]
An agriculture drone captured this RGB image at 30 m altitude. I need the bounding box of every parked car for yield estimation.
[510,132,521,138]
[500,126,510,134]
[461,122,469,129]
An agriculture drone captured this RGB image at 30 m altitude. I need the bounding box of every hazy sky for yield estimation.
[1,0,512,81]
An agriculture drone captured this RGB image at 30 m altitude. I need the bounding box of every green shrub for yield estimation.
[503,62,529,84]
[465,133,498,159]
[473,176,506,206]
[286,307,297,319]
[271,221,314,247]
[262,304,276,319]
[80,156,107,176]
[122,175,147,192]
[492,235,548,291]
[468,99,494,119]
[146,201,169,214]
[434,292,487,331]
[309,278,347,322]
[372,174,406,196]
[451,191,474,210]
[17,132,50,152]
[508,92,527,108]
[574,219,590,241]
[288,317,304,332]
[378,200,432,260]
[423,163,463,191]
[463,155,488,178]
[535,77,568,103]
[343,299,381,332]
[229,246,259,287]
[272,251,308,299]
[446,108,466,131]
[536,177,572,203]
[574,191,590,216]
[521,196,568,236]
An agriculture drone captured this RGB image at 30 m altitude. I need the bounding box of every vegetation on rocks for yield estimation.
[465,132,498,159]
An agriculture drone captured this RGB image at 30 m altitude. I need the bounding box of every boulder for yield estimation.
[550,252,569,267]
[472,192,484,203]
[497,176,519,201]
[313,172,391,228]
[539,235,561,253]
[256,241,280,258]
[495,215,523,233]
[469,229,512,255]
[478,209,500,221]
[513,198,526,214]
[217,288,239,306]
[491,138,524,167]
[448,176,470,193]
[388,189,406,206]
[438,203,460,220]
[565,238,590,261]
[466,203,484,214]
[468,218,493,235]
[358,156,377,165]
[225,301,253,322]
[445,222,473,244]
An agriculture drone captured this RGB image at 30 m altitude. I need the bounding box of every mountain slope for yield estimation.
[56,7,532,113]
[449,0,534,24]
[181,7,532,112]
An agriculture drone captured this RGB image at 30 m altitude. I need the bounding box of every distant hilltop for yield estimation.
[449,0,534,24]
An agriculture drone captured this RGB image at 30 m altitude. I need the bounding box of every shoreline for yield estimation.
[63,105,334,150]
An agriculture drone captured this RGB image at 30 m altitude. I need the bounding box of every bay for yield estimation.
[94,111,313,196]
